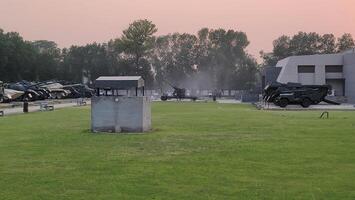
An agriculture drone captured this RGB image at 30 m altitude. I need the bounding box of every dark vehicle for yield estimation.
[263,82,339,108]
[36,81,70,99]
[160,81,197,101]
[0,81,4,103]
[62,85,82,98]
[23,81,51,99]
[62,84,94,98]
[69,84,94,98]
[6,82,42,101]
[6,81,51,101]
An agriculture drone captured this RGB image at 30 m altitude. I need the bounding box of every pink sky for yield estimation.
[0,0,354,61]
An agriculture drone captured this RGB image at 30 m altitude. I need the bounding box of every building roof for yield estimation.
[276,49,355,67]
[96,76,142,81]
[342,48,355,55]
[94,76,144,89]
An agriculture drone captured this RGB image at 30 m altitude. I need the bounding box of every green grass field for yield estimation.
[1,102,355,199]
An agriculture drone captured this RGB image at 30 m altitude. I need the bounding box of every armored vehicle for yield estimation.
[264,82,339,108]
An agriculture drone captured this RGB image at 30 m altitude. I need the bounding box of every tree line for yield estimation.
[1,20,354,89]
[261,32,355,66]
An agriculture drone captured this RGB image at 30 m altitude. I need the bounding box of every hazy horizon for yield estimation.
[1,0,354,61]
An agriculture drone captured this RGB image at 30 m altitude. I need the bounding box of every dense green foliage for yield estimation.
[261,32,355,66]
[0,20,257,89]
[152,29,257,90]
[1,103,355,199]
[2,22,354,88]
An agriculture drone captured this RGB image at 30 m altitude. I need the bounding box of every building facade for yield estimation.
[275,49,355,103]
[261,66,281,90]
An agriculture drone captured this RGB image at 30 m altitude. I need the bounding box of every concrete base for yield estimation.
[91,96,151,133]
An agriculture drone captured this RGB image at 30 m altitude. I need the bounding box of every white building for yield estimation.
[276,49,355,103]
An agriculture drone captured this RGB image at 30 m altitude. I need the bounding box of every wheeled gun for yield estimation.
[160,80,197,101]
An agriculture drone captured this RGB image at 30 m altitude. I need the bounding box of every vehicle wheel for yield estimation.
[278,98,288,108]
[0,96,3,103]
[192,97,197,101]
[301,98,312,108]
[160,96,168,101]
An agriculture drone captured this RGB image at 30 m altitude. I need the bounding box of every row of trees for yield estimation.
[261,32,355,66]
[1,20,354,90]
[0,20,258,90]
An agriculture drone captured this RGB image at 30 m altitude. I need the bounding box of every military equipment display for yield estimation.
[263,82,340,108]
[62,84,94,98]
[0,80,94,103]
[7,81,47,101]
[160,81,197,101]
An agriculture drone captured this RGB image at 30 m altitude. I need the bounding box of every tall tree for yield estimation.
[115,19,157,66]
[320,34,336,54]
[113,19,157,87]
[0,29,37,82]
[337,33,355,52]
[195,28,256,90]
[61,43,110,83]
[31,40,61,80]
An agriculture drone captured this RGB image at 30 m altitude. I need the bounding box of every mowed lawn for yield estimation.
[1,102,355,199]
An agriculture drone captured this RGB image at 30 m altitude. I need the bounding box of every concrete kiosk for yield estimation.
[91,76,151,133]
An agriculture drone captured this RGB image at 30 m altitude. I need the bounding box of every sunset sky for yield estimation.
[0,0,354,60]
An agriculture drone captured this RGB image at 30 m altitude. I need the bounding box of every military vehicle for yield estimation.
[2,88,24,102]
[62,84,94,98]
[7,82,45,101]
[160,81,197,101]
[36,81,71,99]
[264,82,339,108]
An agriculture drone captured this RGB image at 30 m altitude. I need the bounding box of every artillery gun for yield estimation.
[263,82,340,108]
[160,81,197,101]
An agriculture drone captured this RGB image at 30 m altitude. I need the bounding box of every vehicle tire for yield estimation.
[0,96,3,103]
[192,97,197,101]
[301,98,312,108]
[160,96,168,101]
[278,98,288,108]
